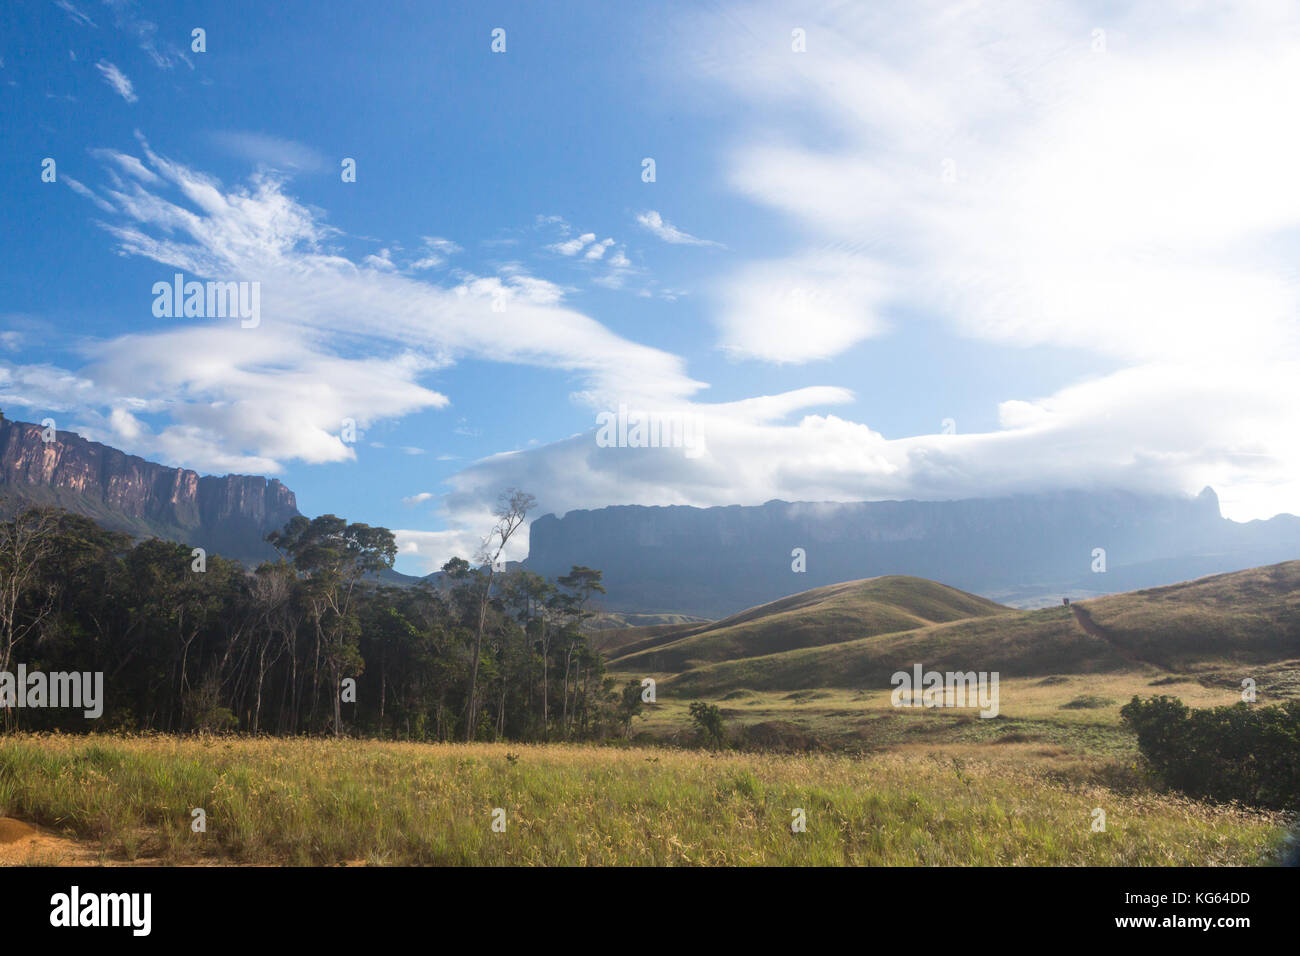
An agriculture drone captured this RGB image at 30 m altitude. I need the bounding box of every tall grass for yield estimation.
[0,734,1287,865]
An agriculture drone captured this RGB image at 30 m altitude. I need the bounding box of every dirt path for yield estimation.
[1070,604,1167,671]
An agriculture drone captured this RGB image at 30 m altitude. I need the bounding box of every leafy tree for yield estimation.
[267,515,396,736]
[619,680,645,738]
[689,700,727,749]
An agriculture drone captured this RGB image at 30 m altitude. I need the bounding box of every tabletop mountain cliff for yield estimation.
[0,414,299,563]
[6,412,1299,615]
[525,490,1300,618]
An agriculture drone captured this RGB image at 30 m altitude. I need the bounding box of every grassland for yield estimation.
[608,563,1300,713]
[628,668,1300,755]
[0,734,1288,866]
[1,563,1295,867]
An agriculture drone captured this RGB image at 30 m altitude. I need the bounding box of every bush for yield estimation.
[1121,695,1300,810]
[688,701,726,749]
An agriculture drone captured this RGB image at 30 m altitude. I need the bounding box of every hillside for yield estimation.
[608,576,1008,674]
[612,561,1300,697]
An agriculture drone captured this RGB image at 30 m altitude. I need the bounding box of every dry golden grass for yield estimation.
[0,734,1288,866]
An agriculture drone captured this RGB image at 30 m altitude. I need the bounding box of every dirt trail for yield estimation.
[0,817,335,866]
[1070,604,1167,671]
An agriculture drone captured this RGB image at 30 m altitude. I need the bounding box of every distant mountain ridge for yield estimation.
[0,414,299,563]
[6,413,1298,615]
[526,490,1300,618]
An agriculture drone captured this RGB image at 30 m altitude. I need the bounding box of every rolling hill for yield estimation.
[605,576,1008,674]
[608,561,1300,698]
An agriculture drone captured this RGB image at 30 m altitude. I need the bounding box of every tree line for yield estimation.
[0,488,644,740]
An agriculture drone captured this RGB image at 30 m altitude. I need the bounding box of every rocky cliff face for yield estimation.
[0,415,299,562]
[526,489,1300,617]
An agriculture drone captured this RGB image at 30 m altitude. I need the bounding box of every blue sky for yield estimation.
[3,0,1299,573]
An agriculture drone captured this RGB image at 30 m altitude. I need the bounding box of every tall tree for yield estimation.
[267,515,396,736]
[556,566,604,736]
[464,489,535,740]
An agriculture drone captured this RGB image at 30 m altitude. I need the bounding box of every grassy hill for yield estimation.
[612,561,1300,698]
[1075,560,1300,668]
[607,576,1008,674]
[603,562,1300,758]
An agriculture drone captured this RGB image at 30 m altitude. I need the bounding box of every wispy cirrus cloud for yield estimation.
[208,131,327,172]
[3,139,706,474]
[94,60,136,102]
[103,0,193,70]
[636,210,721,247]
[55,0,96,28]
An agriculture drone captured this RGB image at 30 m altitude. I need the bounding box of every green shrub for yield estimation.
[1121,695,1300,810]
[688,701,727,749]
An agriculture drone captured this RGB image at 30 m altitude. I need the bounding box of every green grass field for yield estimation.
[0,734,1289,866]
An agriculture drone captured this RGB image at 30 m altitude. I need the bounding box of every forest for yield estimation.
[0,489,637,740]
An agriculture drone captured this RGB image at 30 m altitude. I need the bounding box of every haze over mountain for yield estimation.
[526,491,1300,618]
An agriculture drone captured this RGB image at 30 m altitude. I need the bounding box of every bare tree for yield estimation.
[0,506,58,730]
[0,506,57,675]
[465,488,535,740]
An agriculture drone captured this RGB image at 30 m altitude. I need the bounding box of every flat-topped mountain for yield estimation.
[0,414,299,563]
[527,490,1300,617]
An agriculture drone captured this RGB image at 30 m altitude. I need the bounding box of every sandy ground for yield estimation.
[0,816,102,866]
[0,817,359,866]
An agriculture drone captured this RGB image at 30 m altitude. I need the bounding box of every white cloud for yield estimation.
[411,236,461,270]
[5,144,704,473]
[636,210,721,247]
[699,1,1300,368]
[104,2,191,70]
[583,238,615,260]
[94,60,136,102]
[363,248,397,270]
[549,232,596,256]
[714,250,890,362]
[389,360,1300,572]
[88,148,161,184]
[380,1,1300,567]
[402,492,435,506]
[394,527,494,568]
[63,176,116,213]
